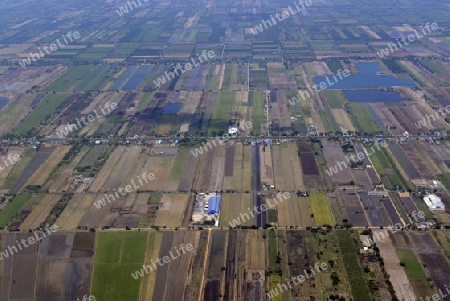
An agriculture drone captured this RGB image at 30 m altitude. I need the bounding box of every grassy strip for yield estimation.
[137,92,153,112]
[208,91,234,136]
[169,149,188,182]
[396,249,428,279]
[366,146,388,174]
[252,91,265,136]
[268,230,278,272]
[437,174,450,190]
[335,230,371,300]
[381,147,410,189]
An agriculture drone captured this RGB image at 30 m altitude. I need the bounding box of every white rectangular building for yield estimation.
[423,194,445,211]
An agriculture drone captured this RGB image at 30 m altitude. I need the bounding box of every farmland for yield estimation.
[92,232,148,301]
[309,192,334,226]
[0,0,450,300]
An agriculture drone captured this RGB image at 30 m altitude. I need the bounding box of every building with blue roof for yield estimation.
[208,195,221,214]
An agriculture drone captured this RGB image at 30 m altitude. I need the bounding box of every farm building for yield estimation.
[208,195,221,214]
[423,194,445,211]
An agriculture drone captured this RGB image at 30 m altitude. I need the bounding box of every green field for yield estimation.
[74,65,111,91]
[336,230,372,300]
[13,93,70,136]
[366,146,389,174]
[2,148,35,189]
[326,61,344,73]
[92,232,148,301]
[268,230,278,272]
[396,249,428,279]
[348,103,379,133]
[437,174,450,190]
[366,144,409,189]
[268,274,283,301]
[44,66,93,92]
[137,92,154,112]
[381,147,410,189]
[169,149,188,182]
[251,91,265,136]
[0,194,40,228]
[208,91,234,136]
[323,90,346,109]
[309,193,334,226]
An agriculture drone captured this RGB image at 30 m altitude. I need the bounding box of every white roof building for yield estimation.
[423,194,445,211]
[228,127,238,134]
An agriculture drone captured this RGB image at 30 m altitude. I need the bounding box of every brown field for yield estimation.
[0,146,26,189]
[56,194,97,229]
[192,146,215,192]
[131,149,178,192]
[47,146,90,193]
[310,61,331,76]
[177,91,202,115]
[409,231,450,294]
[152,230,198,301]
[89,145,126,193]
[1,231,93,301]
[209,145,225,192]
[388,106,420,135]
[272,143,305,191]
[274,91,293,133]
[223,230,248,301]
[27,145,71,186]
[322,140,354,185]
[6,233,39,300]
[369,103,404,133]
[276,194,312,227]
[374,230,416,301]
[150,232,177,299]
[246,230,265,269]
[409,141,443,176]
[81,92,123,115]
[260,145,274,186]
[332,109,355,131]
[155,194,190,228]
[242,146,252,192]
[80,192,150,229]
[10,146,57,194]
[267,64,297,90]
[219,193,252,227]
[0,94,35,135]
[36,232,94,300]
[178,150,199,192]
[100,146,145,191]
[244,230,266,300]
[139,231,163,301]
[235,91,250,127]
[424,142,450,173]
[400,142,436,180]
[166,232,193,298]
[222,145,236,187]
[338,192,369,227]
[19,194,61,230]
[78,193,117,228]
[352,169,372,190]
